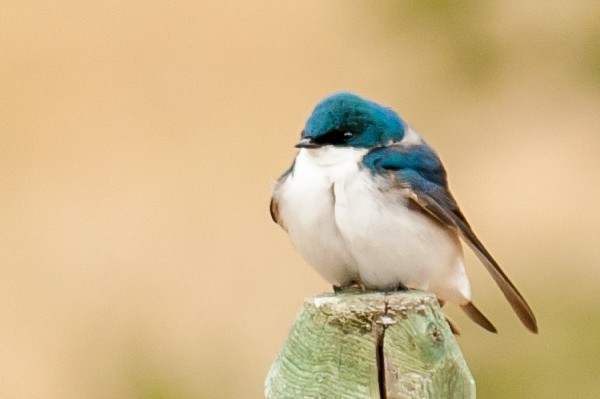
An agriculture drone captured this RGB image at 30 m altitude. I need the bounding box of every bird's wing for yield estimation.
[269,196,283,227]
[363,144,538,333]
[269,161,295,231]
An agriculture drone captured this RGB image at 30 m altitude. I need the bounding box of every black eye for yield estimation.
[313,129,354,145]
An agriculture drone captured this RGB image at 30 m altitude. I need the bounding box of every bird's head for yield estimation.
[297,92,406,149]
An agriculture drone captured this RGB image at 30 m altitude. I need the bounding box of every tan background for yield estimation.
[1,1,600,398]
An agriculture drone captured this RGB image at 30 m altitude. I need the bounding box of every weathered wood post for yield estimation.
[265,291,475,399]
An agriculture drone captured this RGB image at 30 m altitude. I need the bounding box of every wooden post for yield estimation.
[265,291,475,399]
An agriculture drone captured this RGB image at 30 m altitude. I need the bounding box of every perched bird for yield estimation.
[270,92,538,334]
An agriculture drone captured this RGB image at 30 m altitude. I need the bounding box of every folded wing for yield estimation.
[363,144,538,333]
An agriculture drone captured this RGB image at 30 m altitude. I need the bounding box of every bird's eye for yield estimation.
[312,128,354,145]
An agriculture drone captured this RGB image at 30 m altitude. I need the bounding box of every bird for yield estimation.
[270,92,538,334]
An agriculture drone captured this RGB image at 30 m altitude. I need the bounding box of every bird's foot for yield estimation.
[333,280,365,294]
[394,282,409,291]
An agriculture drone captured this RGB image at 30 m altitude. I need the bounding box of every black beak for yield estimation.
[295,138,321,149]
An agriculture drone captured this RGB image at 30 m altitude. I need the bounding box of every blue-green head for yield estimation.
[297,92,406,149]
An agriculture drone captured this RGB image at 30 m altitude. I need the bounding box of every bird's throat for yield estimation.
[300,146,367,167]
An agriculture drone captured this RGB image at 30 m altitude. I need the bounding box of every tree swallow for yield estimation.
[270,92,538,334]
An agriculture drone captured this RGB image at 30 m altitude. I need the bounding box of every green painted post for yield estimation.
[265,291,475,399]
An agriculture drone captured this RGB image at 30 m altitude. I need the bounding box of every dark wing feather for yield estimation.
[270,162,294,231]
[270,196,282,226]
[364,144,538,333]
[452,211,538,333]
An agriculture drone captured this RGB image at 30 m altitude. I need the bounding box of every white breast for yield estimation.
[275,147,367,286]
[275,146,471,304]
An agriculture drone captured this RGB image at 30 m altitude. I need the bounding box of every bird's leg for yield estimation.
[395,282,409,291]
[333,280,365,294]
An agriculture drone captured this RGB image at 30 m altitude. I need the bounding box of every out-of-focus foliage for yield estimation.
[370,1,501,86]
[369,1,600,91]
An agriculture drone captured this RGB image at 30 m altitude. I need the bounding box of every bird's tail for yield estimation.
[461,302,497,333]
[444,314,461,335]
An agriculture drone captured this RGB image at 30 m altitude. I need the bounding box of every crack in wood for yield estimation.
[376,298,390,399]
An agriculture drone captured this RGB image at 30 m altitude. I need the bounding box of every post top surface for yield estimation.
[306,290,439,317]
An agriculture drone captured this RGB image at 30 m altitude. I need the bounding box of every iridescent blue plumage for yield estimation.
[363,145,448,192]
[302,92,406,148]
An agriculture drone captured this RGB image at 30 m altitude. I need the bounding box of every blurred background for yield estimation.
[1,1,599,398]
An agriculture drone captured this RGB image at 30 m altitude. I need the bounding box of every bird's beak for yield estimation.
[295,138,321,149]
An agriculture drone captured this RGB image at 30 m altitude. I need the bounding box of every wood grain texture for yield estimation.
[265,291,475,399]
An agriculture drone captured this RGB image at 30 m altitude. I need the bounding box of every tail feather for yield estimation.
[461,302,497,333]
[444,315,461,335]
[459,227,539,333]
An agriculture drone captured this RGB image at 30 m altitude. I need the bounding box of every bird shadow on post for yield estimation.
[265,290,475,399]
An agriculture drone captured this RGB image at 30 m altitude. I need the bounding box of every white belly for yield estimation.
[275,147,471,303]
[276,147,363,286]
